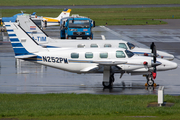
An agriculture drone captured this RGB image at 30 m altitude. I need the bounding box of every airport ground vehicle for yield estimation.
[60,16,95,39]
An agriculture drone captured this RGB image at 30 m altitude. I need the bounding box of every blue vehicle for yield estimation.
[60,17,95,39]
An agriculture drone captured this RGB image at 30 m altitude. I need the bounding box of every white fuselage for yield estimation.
[26,48,177,74]
[40,38,174,61]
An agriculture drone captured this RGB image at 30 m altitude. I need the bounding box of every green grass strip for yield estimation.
[0,94,180,119]
[1,7,180,25]
[0,0,180,6]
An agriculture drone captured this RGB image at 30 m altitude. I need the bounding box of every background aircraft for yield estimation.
[4,22,178,87]
[1,9,71,27]
[43,8,71,26]
[16,15,174,61]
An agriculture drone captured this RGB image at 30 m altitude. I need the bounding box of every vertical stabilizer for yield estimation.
[17,15,49,44]
[5,22,42,58]
[56,9,71,20]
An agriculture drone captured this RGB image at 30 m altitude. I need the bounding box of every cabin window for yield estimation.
[104,44,111,47]
[77,44,85,48]
[119,43,127,49]
[127,42,135,50]
[90,44,98,48]
[71,53,79,58]
[85,52,93,58]
[125,50,134,58]
[100,52,108,58]
[116,51,126,58]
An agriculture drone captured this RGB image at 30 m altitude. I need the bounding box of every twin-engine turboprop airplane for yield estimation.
[5,22,178,87]
[16,15,174,61]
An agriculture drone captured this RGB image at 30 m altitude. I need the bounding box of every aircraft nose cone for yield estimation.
[158,59,178,71]
[167,54,174,61]
[172,62,178,69]
[158,51,174,61]
[168,61,178,70]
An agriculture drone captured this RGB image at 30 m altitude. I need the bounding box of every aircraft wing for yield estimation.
[69,59,127,72]
[80,65,99,72]
[92,60,127,65]
[69,59,127,66]
[68,59,127,72]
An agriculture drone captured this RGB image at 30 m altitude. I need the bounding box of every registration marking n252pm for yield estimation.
[42,56,68,64]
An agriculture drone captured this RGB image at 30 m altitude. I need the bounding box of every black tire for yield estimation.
[102,81,113,88]
[147,79,154,86]
[110,75,114,82]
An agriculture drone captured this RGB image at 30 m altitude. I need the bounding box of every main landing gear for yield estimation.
[102,66,114,88]
[102,73,114,88]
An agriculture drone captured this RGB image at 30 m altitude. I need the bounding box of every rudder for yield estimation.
[5,22,41,58]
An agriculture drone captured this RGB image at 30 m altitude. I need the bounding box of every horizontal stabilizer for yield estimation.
[15,54,37,59]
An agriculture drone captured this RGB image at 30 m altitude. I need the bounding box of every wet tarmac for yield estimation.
[0,21,180,95]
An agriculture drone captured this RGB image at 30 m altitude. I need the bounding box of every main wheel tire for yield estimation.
[110,75,114,82]
[102,81,113,88]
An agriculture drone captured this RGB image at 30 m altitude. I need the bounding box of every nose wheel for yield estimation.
[146,74,155,86]
[147,79,154,86]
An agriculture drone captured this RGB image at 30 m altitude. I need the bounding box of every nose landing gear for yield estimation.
[145,74,156,86]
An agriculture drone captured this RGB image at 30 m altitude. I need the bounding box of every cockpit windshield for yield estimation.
[125,50,134,58]
[69,20,90,28]
[127,42,135,50]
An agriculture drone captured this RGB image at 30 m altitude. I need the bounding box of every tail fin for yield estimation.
[56,9,71,20]
[17,15,49,44]
[5,22,42,58]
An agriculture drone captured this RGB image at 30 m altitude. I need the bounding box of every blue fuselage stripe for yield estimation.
[133,52,151,55]
[23,56,42,61]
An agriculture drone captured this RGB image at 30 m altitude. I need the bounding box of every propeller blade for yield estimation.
[150,42,157,63]
[150,42,158,79]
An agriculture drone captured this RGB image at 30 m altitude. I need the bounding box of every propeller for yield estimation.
[150,42,160,79]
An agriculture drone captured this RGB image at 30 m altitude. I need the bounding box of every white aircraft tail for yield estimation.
[5,22,43,58]
[56,9,71,20]
[17,15,50,44]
